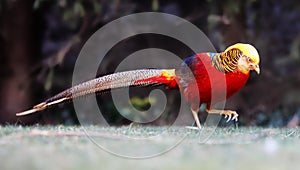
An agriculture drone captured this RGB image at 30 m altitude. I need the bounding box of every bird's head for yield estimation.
[225,43,260,74]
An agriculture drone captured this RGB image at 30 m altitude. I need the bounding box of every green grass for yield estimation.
[1,125,300,170]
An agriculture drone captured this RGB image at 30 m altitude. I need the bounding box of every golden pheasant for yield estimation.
[16,43,260,128]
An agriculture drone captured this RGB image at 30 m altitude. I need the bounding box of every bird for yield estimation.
[16,43,260,129]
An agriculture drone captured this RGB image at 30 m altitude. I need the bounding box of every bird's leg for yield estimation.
[206,109,239,122]
[191,109,202,129]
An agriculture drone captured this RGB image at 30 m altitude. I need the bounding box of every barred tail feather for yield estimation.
[16,69,176,116]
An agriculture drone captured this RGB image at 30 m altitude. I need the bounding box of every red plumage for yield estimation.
[135,53,250,111]
[175,53,250,111]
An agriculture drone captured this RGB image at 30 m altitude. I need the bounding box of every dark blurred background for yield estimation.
[1,0,300,127]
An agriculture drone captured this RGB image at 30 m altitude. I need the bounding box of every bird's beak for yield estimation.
[254,65,260,74]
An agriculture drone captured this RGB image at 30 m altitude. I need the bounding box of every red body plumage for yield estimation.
[134,53,250,110]
[176,53,250,110]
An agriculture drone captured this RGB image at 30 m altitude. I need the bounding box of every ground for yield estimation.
[1,125,300,170]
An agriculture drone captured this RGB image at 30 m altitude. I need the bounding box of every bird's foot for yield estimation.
[185,126,200,130]
[207,109,239,122]
[221,110,238,122]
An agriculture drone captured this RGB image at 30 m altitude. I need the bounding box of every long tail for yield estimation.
[16,69,176,116]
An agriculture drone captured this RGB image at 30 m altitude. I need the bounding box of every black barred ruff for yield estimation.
[212,48,242,73]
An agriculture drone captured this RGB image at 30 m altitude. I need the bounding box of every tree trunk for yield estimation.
[0,0,38,123]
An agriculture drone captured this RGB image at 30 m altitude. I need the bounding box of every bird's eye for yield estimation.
[247,57,252,62]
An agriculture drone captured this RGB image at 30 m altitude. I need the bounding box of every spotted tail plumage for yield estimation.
[16,69,176,116]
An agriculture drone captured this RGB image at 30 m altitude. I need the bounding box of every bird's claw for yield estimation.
[221,110,238,122]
